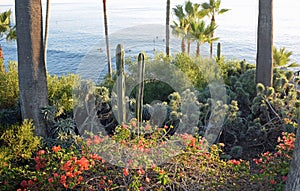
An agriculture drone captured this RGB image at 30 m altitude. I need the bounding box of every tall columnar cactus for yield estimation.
[217,42,221,61]
[136,53,145,133]
[116,44,126,123]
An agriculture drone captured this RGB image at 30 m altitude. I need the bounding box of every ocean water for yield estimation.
[0,0,300,77]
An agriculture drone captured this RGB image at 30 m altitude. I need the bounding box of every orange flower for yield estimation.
[159,169,165,175]
[228,159,241,165]
[123,168,129,176]
[76,156,89,171]
[66,171,74,178]
[52,145,61,152]
[145,177,151,183]
[189,137,196,147]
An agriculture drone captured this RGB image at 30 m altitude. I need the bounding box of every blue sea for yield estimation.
[1,0,300,77]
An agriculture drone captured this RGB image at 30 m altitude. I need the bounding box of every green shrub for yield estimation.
[0,119,41,162]
[0,120,41,191]
[47,73,79,113]
[0,61,19,109]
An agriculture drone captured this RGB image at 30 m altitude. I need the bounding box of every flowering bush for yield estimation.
[252,132,295,190]
[0,120,296,191]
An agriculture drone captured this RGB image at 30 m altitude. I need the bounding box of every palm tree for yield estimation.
[44,0,50,64]
[190,20,218,57]
[0,10,16,72]
[166,0,171,57]
[256,0,273,87]
[273,47,298,68]
[0,10,12,39]
[103,0,112,79]
[184,1,204,55]
[201,0,229,58]
[171,5,188,53]
[15,0,49,137]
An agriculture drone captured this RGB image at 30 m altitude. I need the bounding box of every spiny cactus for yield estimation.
[217,42,221,61]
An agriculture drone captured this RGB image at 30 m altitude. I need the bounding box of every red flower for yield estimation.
[76,156,89,171]
[53,173,59,177]
[52,145,61,152]
[282,176,288,181]
[137,168,145,175]
[48,177,54,183]
[159,169,165,175]
[20,180,27,188]
[123,168,129,176]
[66,171,74,178]
[93,135,103,144]
[189,137,196,147]
[228,159,241,165]
[60,175,67,184]
[37,150,46,155]
[269,179,277,185]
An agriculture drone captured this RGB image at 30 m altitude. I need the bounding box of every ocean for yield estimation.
[0,0,300,78]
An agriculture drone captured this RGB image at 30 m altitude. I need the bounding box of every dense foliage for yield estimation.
[0,51,299,190]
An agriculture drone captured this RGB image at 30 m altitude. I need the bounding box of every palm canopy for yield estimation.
[201,0,229,57]
[273,47,298,67]
[201,0,229,20]
[171,1,206,53]
[190,21,218,43]
[0,10,16,41]
[190,20,218,56]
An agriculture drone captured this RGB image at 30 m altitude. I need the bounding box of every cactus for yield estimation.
[217,42,221,61]
[116,44,126,123]
[136,53,145,133]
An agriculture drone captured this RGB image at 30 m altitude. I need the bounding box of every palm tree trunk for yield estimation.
[166,0,170,57]
[196,42,200,57]
[44,0,50,64]
[15,0,49,137]
[187,40,191,55]
[103,0,112,79]
[0,45,4,73]
[181,38,186,53]
[210,16,215,58]
[256,0,273,87]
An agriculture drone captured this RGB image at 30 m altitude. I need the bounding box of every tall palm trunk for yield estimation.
[181,38,186,53]
[0,45,4,73]
[187,39,191,55]
[15,0,49,137]
[196,42,200,57]
[44,0,50,63]
[209,16,215,58]
[103,0,112,79]
[256,0,273,87]
[166,0,170,57]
